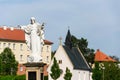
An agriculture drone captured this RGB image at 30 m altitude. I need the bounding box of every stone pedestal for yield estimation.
[24,63,45,80]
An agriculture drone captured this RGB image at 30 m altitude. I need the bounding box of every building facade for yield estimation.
[0,27,53,75]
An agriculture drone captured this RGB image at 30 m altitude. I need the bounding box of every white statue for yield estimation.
[21,17,45,62]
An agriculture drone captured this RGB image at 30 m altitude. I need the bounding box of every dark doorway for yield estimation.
[28,72,36,80]
[41,73,43,80]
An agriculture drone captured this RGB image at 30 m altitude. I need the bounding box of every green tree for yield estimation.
[50,57,61,80]
[71,35,95,65]
[51,51,56,59]
[92,62,102,80]
[0,47,18,75]
[103,62,120,80]
[92,62,120,80]
[64,67,72,80]
[109,55,119,62]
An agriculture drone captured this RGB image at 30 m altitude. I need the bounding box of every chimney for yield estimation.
[97,49,100,51]
[10,27,14,31]
[3,26,7,30]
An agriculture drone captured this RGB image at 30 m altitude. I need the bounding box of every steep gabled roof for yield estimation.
[63,46,91,71]
[65,29,73,49]
[95,49,116,62]
[63,29,91,71]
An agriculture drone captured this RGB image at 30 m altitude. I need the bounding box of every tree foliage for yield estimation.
[64,67,72,80]
[71,35,95,65]
[50,57,61,80]
[92,62,102,80]
[109,56,119,62]
[103,62,120,80]
[51,51,56,59]
[0,47,18,75]
[92,62,120,80]
[0,75,25,80]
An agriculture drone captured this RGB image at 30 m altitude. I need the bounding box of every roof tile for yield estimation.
[0,27,25,42]
[0,27,53,44]
[95,49,116,62]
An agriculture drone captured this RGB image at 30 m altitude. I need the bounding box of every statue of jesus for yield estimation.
[21,17,45,62]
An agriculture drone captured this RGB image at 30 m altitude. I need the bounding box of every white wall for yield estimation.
[48,45,73,80]
[73,70,92,80]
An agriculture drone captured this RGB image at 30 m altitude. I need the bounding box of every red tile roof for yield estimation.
[44,40,53,45]
[0,27,53,44]
[94,49,116,62]
[0,27,25,42]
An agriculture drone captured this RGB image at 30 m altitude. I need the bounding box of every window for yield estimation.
[59,60,62,64]
[46,56,49,62]
[20,44,23,50]
[47,46,49,52]
[20,55,23,61]
[13,43,15,50]
[27,55,30,62]
[27,47,30,51]
[3,43,6,48]
[8,43,10,48]
[20,66,23,71]
[78,72,80,79]
[0,43,1,49]
[41,47,43,52]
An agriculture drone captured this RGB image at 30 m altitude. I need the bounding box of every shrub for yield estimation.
[0,75,15,80]
[14,75,26,80]
[0,75,26,80]
[44,76,48,80]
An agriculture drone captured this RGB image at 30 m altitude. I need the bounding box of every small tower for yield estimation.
[59,37,62,45]
[65,29,73,49]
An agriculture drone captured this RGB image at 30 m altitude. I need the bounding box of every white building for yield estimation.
[48,30,92,80]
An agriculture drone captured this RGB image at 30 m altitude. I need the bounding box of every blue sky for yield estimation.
[0,0,120,58]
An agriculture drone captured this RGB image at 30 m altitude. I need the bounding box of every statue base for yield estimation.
[24,62,46,80]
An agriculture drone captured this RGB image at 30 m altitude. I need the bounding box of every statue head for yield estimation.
[30,17,36,24]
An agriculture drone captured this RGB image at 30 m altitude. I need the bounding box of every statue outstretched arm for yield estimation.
[20,25,31,34]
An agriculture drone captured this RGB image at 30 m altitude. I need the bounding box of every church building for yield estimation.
[48,30,92,80]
